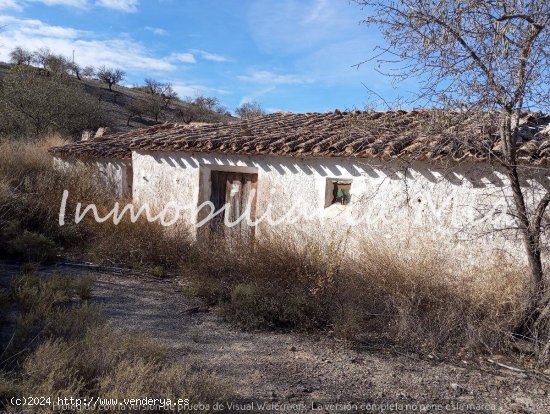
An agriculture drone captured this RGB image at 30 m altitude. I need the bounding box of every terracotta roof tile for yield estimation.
[48,110,550,166]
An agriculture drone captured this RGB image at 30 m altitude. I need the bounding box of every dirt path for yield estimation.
[3,264,550,413]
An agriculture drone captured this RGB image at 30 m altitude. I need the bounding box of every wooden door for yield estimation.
[209,171,257,242]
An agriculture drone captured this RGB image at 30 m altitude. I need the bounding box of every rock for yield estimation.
[81,130,93,141]
[450,383,466,395]
[490,354,507,362]
[94,127,111,140]
[290,346,297,352]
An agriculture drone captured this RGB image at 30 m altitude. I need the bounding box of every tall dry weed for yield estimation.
[186,233,528,355]
[0,136,190,269]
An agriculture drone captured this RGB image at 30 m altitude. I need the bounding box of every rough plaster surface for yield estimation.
[54,157,132,198]
[129,151,548,264]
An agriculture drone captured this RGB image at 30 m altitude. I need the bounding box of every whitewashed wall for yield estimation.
[132,150,549,265]
[54,156,132,198]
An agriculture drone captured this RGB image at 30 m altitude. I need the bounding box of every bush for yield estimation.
[185,234,527,355]
[6,230,57,263]
[15,327,226,411]
[73,275,95,300]
[0,65,105,138]
[1,273,228,412]
[0,137,191,270]
[226,283,311,330]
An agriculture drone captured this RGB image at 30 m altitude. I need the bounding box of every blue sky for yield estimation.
[0,0,417,113]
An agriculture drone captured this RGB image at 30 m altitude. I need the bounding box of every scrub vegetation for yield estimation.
[0,137,548,368]
[0,271,226,413]
[185,237,528,357]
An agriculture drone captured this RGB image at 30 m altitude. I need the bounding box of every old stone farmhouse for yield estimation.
[49,110,550,264]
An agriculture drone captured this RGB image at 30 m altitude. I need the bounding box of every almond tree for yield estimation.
[9,46,33,65]
[96,66,125,91]
[143,78,178,122]
[354,0,549,354]
[236,100,266,119]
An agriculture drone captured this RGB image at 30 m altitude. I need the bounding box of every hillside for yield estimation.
[0,62,234,135]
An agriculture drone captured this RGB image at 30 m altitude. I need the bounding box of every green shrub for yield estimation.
[44,302,104,340]
[12,273,72,313]
[73,275,95,300]
[10,273,102,347]
[6,230,57,263]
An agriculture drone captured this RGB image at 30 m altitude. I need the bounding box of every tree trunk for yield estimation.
[501,109,548,338]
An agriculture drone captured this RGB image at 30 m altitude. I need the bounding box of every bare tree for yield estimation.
[126,98,148,126]
[236,100,266,119]
[9,47,33,65]
[68,61,82,80]
[96,66,125,91]
[354,0,550,352]
[45,54,71,74]
[194,95,227,114]
[174,95,231,124]
[142,78,179,122]
[32,47,53,69]
[81,66,95,79]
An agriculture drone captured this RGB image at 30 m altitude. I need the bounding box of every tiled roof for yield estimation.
[48,110,550,166]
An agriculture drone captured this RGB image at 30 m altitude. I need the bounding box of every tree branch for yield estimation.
[532,192,550,240]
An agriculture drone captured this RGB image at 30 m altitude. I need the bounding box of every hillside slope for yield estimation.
[0,62,233,134]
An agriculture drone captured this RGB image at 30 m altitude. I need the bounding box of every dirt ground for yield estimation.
[2,263,550,413]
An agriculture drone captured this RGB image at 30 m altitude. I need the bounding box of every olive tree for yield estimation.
[353,0,549,354]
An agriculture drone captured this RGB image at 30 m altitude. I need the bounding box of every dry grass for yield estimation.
[185,235,528,356]
[16,328,227,412]
[0,272,228,413]
[0,136,190,269]
[0,136,542,363]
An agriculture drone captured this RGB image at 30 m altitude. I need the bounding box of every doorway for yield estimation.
[209,170,258,242]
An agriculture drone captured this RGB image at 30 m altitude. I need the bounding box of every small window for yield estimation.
[325,179,352,208]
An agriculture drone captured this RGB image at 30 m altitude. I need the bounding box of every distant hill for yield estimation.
[0,62,234,135]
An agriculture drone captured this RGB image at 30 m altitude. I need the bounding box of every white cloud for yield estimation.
[195,50,229,62]
[30,0,88,8]
[0,16,177,72]
[303,0,332,24]
[168,52,196,64]
[95,0,138,12]
[238,70,306,85]
[171,81,229,99]
[0,0,24,11]
[145,26,167,36]
[11,0,138,12]
[0,15,85,38]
